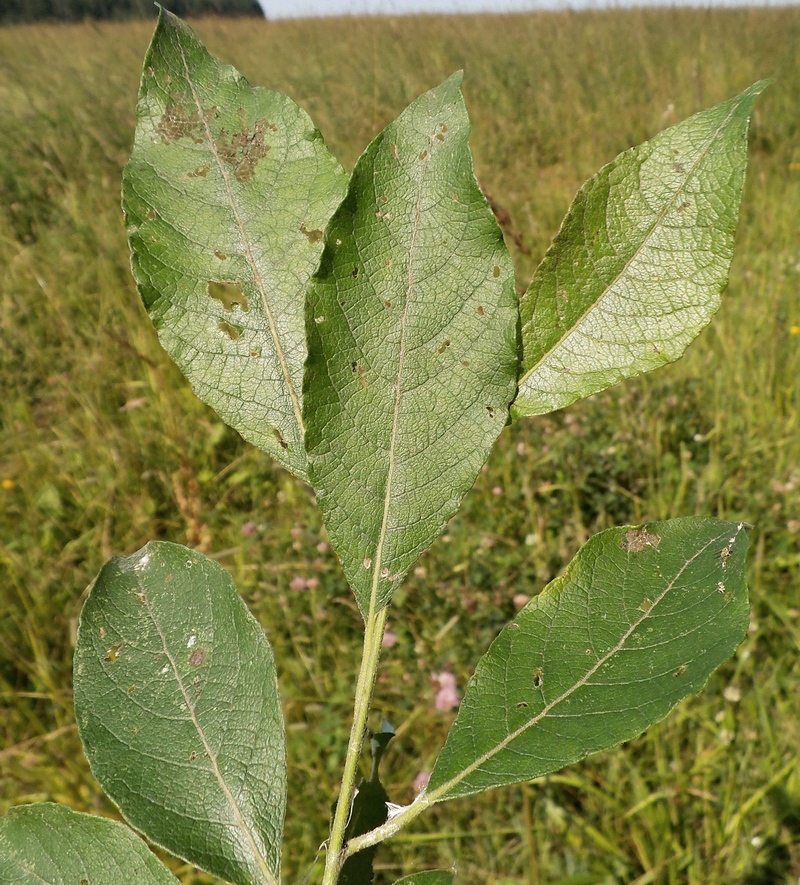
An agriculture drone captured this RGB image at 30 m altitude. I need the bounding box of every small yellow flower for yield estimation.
[790,162,800,171]
[791,325,800,336]
[1,479,15,490]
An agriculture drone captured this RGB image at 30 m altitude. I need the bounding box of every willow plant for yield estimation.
[0,9,768,885]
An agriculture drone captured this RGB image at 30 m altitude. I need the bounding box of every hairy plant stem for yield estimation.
[321,604,389,885]
[344,788,431,859]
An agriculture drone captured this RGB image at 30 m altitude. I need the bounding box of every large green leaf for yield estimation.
[123,10,347,480]
[426,518,749,801]
[513,82,769,419]
[304,74,518,616]
[74,542,285,885]
[0,803,180,885]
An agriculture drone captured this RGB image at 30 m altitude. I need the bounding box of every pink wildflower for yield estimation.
[382,630,397,648]
[513,593,530,610]
[241,521,257,537]
[432,671,460,711]
[289,576,307,592]
[413,771,431,793]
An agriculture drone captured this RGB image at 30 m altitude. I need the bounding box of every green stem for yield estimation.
[321,605,389,885]
[344,791,431,859]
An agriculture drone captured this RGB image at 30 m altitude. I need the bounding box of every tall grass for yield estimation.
[1,7,799,883]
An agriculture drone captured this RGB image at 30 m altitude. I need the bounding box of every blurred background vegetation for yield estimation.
[0,0,261,25]
[1,6,799,884]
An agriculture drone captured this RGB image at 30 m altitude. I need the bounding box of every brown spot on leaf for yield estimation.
[208,280,248,312]
[99,626,106,640]
[215,117,274,182]
[622,527,661,554]
[493,265,501,278]
[639,597,653,613]
[158,101,202,144]
[128,685,137,694]
[136,593,146,605]
[147,208,157,221]
[214,250,227,260]
[419,149,429,161]
[299,222,323,243]
[189,648,206,667]
[187,166,210,179]
[674,664,689,677]
[477,305,485,317]
[438,339,451,354]
[532,667,544,688]
[515,701,529,710]
[273,428,289,449]
[189,750,197,761]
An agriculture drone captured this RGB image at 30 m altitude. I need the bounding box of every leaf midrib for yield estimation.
[518,94,745,393]
[176,40,306,448]
[367,142,429,618]
[429,524,744,800]
[144,588,278,885]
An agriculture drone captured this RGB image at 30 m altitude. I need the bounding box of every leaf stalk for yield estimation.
[321,604,389,885]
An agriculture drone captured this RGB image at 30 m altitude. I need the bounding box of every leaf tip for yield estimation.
[449,70,465,87]
[433,71,465,103]
[745,78,774,97]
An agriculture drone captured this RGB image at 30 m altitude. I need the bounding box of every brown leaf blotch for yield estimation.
[622,527,661,554]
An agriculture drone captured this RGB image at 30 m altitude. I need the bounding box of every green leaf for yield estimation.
[123,9,347,480]
[304,74,518,616]
[513,81,769,419]
[391,874,455,885]
[0,803,180,885]
[426,518,750,801]
[73,542,285,885]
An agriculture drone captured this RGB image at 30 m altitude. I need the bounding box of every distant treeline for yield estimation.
[0,0,263,23]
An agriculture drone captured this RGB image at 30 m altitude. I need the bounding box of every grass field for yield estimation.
[1,6,800,883]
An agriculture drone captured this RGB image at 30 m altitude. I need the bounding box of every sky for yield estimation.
[257,0,789,16]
